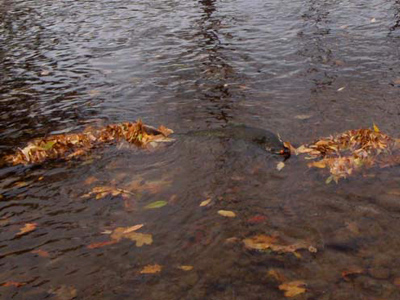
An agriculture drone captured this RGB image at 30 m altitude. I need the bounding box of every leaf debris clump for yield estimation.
[295,126,400,182]
[5,121,174,165]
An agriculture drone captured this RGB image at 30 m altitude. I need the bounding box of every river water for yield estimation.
[1,0,400,299]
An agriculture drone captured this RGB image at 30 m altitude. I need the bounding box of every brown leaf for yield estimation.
[279,281,306,297]
[140,264,162,274]
[84,176,98,185]
[247,215,267,224]
[1,281,26,287]
[31,249,50,257]
[87,240,117,249]
[16,223,37,236]
[243,234,313,255]
[342,267,364,281]
[394,277,400,287]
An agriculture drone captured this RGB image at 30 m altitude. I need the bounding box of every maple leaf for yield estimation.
[110,226,152,247]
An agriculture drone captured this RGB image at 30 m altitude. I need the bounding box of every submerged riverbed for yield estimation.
[1,0,400,299]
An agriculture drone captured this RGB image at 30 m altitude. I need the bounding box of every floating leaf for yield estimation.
[373,123,380,133]
[144,201,167,209]
[276,162,285,171]
[16,223,37,236]
[218,210,236,218]
[199,199,212,207]
[279,281,306,297]
[140,264,162,274]
[337,86,345,91]
[178,265,193,271]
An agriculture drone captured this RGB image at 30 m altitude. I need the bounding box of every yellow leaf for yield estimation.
[308,161,326,168]
[140,264,162,274]
[276,162,285,171]
[279,281,306,297]
[178,265,193,271]
[200,199,212,207]
[16,223,37,236]
[373,123,380,133]
[295,145,313,154]
[218,210,236,218]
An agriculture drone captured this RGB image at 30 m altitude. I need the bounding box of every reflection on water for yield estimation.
[0,0,400,299]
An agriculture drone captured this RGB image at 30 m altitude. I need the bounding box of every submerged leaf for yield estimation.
[111,227,152,247]
[199,199,212,207]
[87,240,117,249]
[144,201,167,209]
[1,281,26,287]
[218,210,236,218]
[178,265,194,271]
[140,264,162,274]
[31,249,50,257]
[16,223,37,236]
[279,281,306,297]
[277,161,285,171]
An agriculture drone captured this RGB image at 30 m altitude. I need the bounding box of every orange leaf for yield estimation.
[341,267,364,281]
[1,281,26,287]
[16,223,37,236]
[279,281,306,297]
[87,240,117,249]
[31,249,50,257]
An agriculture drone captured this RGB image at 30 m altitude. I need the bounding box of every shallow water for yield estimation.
[1,0,400,299]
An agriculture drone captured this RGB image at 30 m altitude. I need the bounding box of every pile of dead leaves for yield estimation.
[4,121,174,165]
[289,125,400,183]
